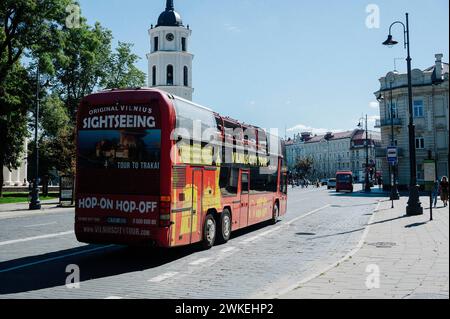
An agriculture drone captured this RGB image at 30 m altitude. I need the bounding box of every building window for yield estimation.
[183,66,188,87]
[154,37,159,52]
[413,100,424,118]
[167,65,173,85]
[415,137,425,149]
[388,102,398,119]
[152,66,156,86]
[182,37,186,51]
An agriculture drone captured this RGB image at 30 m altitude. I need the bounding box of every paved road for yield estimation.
[0,185,381,299]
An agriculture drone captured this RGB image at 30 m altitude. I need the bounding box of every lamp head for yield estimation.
[383,35,398,47]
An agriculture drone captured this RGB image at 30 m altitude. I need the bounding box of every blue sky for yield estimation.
[78,0,449,137]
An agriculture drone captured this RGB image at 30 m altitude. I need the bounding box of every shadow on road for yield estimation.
[405,222,428,228]
[305,227,365,240]
[0,220,273,295]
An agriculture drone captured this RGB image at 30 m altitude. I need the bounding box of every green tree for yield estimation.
[0,0,71,85]
[0,62,34,197]
[295,157,314,179]
[52,20,113,121]
[102,42,146,89]
[27,93,73,195]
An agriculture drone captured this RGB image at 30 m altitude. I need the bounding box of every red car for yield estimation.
[336,171,354,193]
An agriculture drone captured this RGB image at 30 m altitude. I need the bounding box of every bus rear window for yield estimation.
[337,174,352,183]
[76,103,162,196]
[78,130,161,170]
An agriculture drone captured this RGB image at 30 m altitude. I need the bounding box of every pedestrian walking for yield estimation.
[377,176,383,189]
[432,178,440,208]
[439,176,449,207]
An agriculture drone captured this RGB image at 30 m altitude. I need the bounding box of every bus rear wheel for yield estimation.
[217,209,232,244]
[270,203,279,225]
[202,214,216,249]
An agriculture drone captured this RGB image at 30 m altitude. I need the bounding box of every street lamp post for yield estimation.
[29,61,41,210]
[358,115,371,193]
[383,13,423,215]
[389,80,400,200]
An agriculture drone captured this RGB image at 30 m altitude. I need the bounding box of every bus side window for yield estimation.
[220,167,238,196]
[280,173,288,194]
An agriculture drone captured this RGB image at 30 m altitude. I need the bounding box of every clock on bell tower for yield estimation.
[147,0,194,101]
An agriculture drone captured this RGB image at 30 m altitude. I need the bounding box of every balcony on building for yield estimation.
[374,118,402,128]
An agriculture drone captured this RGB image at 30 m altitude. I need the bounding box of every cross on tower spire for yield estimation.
[166,0,174,11]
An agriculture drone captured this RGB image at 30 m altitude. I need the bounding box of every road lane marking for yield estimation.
[0,231,74,246]
[273,201,381,298]
[148,272,179,283]
[240,205,330,245]
[285,204,331,226]
[0,244,116,273]
[241,227,282,244]
[189,258,211,266]
[220,247,236,253]
[105,296,123,299]
[24,222,57,228]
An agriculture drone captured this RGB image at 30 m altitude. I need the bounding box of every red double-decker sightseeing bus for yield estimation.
[75,88,288,248]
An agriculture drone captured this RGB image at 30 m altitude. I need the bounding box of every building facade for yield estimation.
[147,0,194,101]
[374,54,449,190]
[286,130,382,181]
[2,138,28,187]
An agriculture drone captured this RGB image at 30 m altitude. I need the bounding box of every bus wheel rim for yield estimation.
[223,215,231,238]
[207,219,215,243]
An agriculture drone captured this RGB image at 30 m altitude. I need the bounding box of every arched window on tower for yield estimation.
[183,66,188,87]
[167,65,174,86]
[154,37,159,52]
[182,37,186,51]
[152,66,156,86]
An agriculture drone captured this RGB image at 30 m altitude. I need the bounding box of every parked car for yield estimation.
[327,178,337,189]
[320,178,328,186]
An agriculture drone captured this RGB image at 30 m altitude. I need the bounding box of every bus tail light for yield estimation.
[159,213,171,227]
[159,197,172,227]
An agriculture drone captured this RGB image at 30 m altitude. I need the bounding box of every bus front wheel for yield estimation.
[271,203,279,225]
[217,209,232,244]
[202,214,216,249]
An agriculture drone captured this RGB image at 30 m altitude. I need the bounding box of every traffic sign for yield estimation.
[424,160,436,182]
[387,146,398,165]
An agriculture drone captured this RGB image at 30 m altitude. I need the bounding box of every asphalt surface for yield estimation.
[0,185,381,299]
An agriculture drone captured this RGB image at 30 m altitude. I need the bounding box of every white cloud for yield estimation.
[367,115,380,122]
[224,24,241,33]
[287,124,343,135]
[369,101,379,109]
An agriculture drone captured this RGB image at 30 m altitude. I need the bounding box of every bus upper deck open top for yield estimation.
[75,88,288,248]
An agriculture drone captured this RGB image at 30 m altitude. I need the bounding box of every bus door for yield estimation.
[190,168,203,244]
[239,170,250,228]
[280,171,288,214]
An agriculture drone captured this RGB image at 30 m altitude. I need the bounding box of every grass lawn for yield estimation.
[0,193,59,205]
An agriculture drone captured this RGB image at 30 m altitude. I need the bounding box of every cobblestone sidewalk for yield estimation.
[281,196,449,299]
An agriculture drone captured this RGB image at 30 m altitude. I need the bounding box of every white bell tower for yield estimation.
[147,0,194,101]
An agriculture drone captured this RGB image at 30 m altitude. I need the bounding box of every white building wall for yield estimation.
[2,138,28,186]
